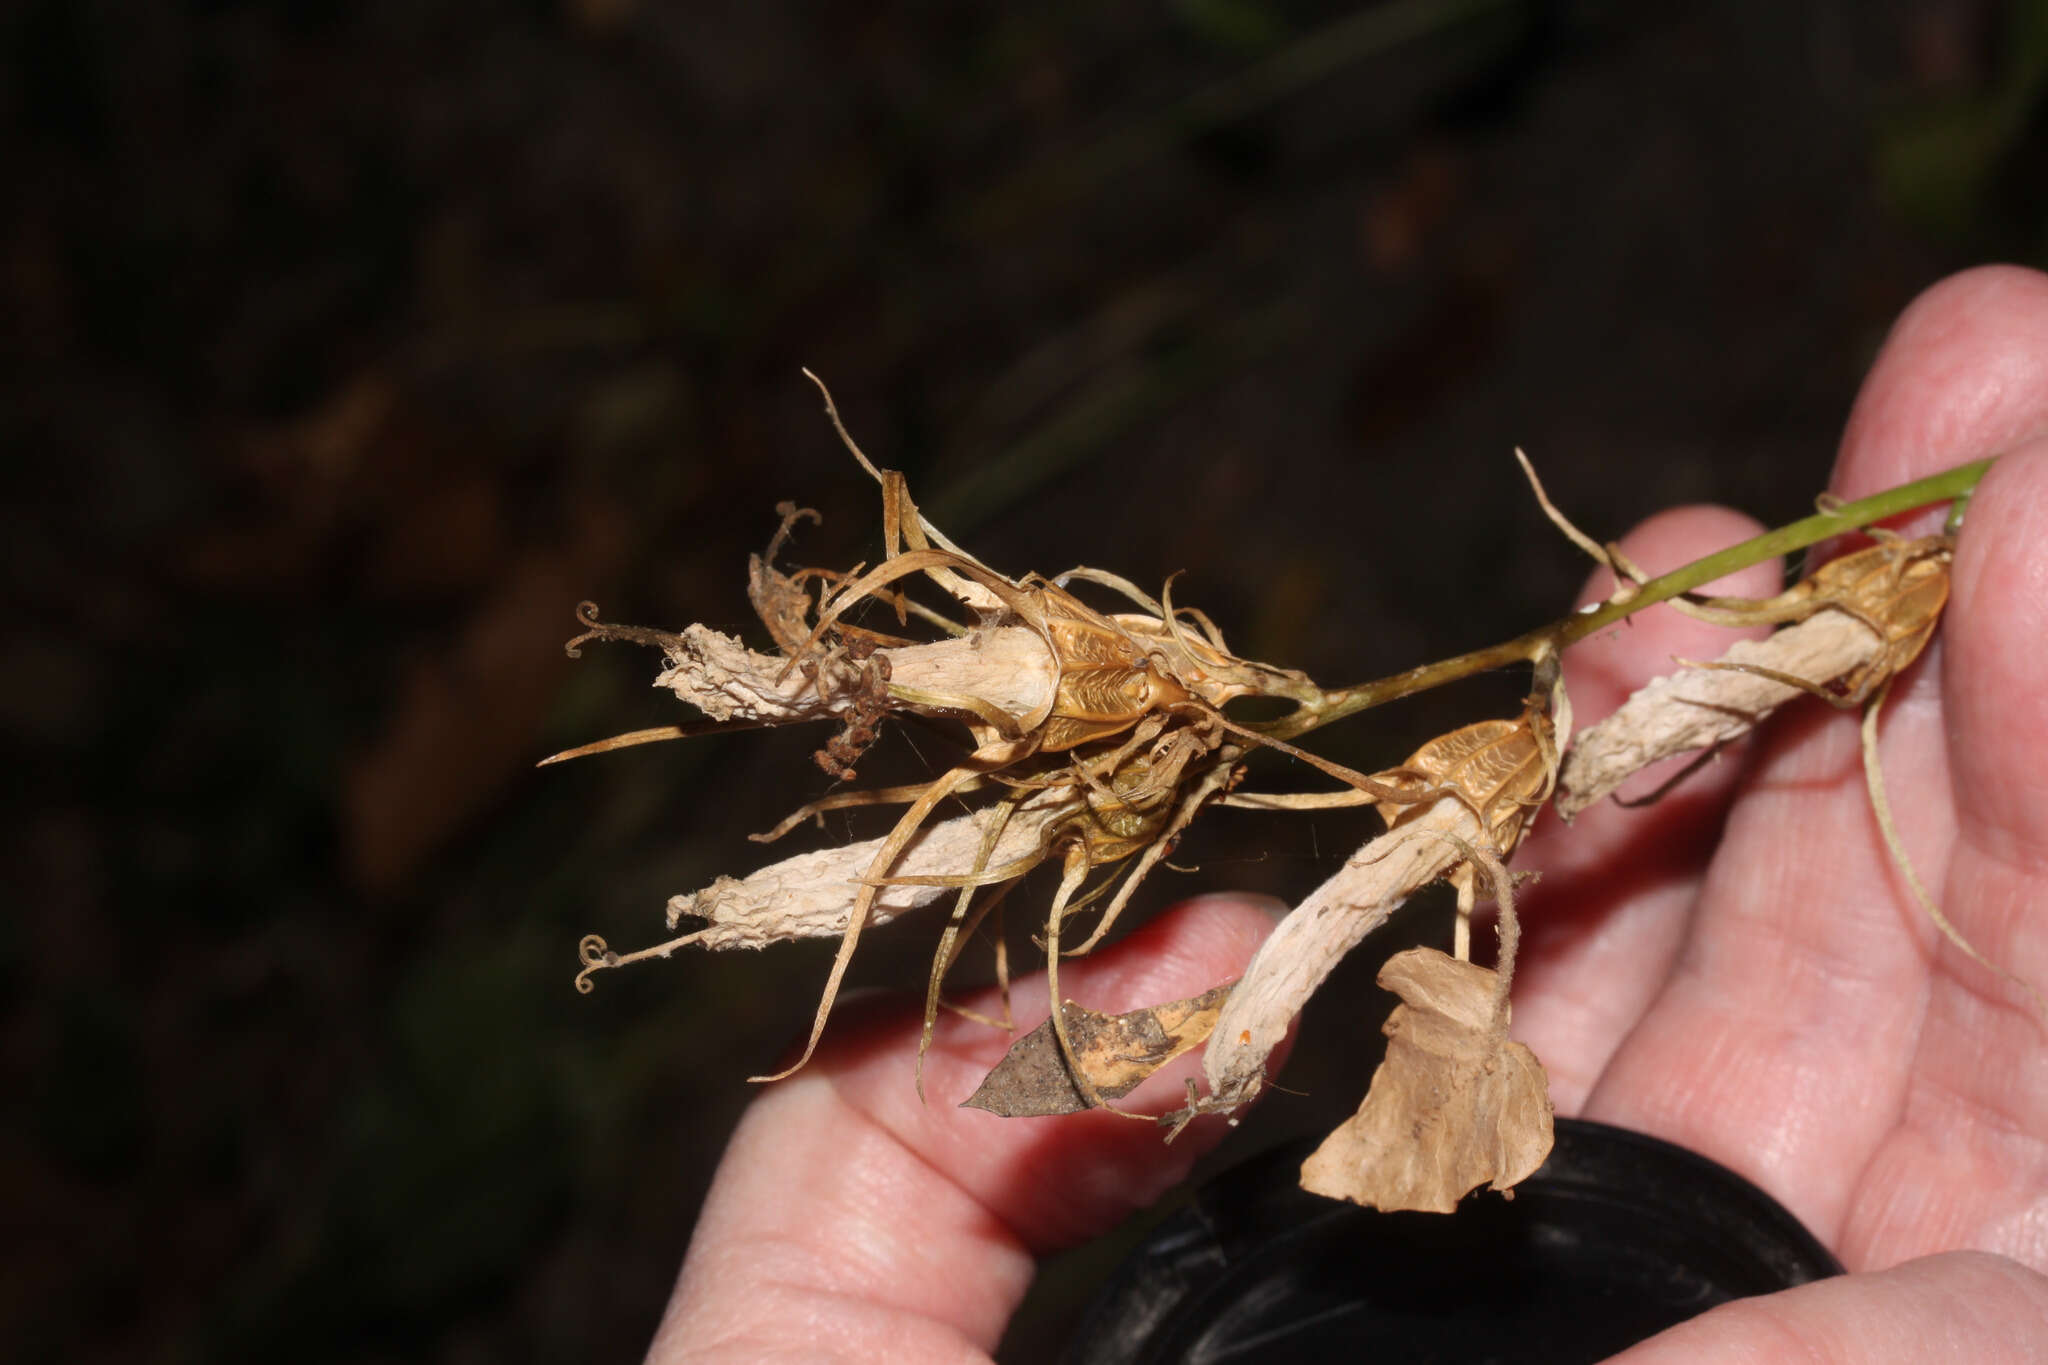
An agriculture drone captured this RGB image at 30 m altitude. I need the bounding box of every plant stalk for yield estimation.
[1270,458,1993,739]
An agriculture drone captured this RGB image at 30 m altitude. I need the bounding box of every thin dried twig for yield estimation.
[1861,680,2048,1023]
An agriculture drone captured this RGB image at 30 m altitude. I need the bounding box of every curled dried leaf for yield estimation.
[1298,947,1553,1213]
[1199,796,1480,1112]
[1198,695,1557,1116]
[961,983,1232,1117]
[569,786,1079,988]
[747,501,825,654]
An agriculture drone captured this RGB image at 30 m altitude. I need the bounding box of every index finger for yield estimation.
[1582,265,2048,1251]
[647,894,1282,1363]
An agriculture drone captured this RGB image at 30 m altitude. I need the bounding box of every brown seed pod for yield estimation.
[1034,593,1197,752]
[1370,707,1556,857]
[545,373,1356,1098]
[1673,533,1954,706]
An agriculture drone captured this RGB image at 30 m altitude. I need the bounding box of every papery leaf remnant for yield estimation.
[1559,534,1954,817]
[1299,947,1552,1213]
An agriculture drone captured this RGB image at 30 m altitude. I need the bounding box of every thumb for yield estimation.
[1607,1251,2048,1363]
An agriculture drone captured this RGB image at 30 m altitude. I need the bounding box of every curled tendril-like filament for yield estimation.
[573,929,708,994]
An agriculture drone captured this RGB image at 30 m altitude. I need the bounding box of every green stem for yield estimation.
[1270,457,1993,739]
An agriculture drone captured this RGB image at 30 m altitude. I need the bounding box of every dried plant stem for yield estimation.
[1270,459,1993,741]
[552,377,2005,1139]
[917,795,1023,1100]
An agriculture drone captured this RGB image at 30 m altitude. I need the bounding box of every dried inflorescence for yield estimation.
[552,373,1410,1098]
[547,386,2014,1213]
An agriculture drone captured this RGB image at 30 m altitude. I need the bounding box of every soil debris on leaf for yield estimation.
[961,984,1232,1117]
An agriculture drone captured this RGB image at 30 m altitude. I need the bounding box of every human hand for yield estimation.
[649,265,2048,1364]
[645,893,1285,1362]
[1512,263,2048,1359]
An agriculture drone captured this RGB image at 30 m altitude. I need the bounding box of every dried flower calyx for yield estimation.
[546,373,1416,1094]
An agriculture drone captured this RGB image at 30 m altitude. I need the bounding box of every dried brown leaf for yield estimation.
[961,984,1231,1117]
[1299,947,1552,1213]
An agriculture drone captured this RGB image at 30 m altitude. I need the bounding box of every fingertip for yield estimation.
[1837,264,2048,503]
[1944,439,2048,866]
[1607,1252,2048,1364]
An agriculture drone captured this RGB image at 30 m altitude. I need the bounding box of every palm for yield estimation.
[1513,266,2048,1279]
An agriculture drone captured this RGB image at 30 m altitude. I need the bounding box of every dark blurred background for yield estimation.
[5,0,2045,1360]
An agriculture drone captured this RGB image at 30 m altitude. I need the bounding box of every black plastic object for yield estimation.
[1064,1117,1842,1363]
